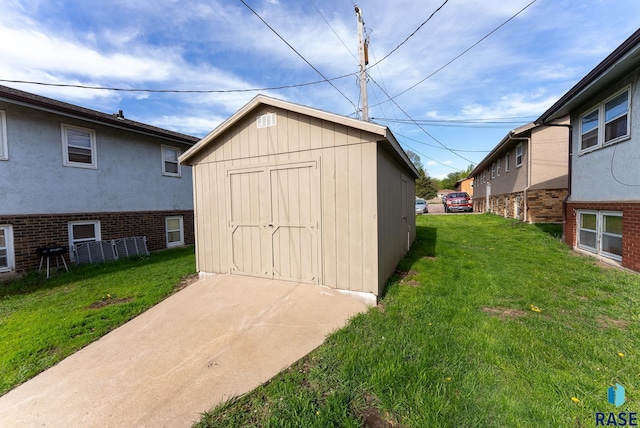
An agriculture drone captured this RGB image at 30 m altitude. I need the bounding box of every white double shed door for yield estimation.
[227,160,320,284]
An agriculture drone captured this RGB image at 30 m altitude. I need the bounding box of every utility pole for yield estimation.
[355,5,369,121]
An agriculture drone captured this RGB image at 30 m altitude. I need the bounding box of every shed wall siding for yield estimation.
[376,146,416,294]
[191,106,380,294]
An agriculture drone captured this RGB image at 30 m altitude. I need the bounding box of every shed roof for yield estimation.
[537,28,640,124]
[179,95,419,178]
[0,84,199,145]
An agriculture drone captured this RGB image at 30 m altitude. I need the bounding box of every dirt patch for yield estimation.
[400,280,420,287]
[86,297,133,309]
[174,273,199,292]
[422,256,437,261]
[359,407,395,428]
[395,269,418,279]
[482,307,528,320]
[597,316,628,330]
[357,394,402,428]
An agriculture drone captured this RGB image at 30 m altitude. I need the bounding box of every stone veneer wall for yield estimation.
[527,188,567,223]
[474,189,566,223]
[0,210,194,272]
[565,201,640,272]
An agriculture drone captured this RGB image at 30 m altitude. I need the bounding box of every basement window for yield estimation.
[166,216,184,248]
[577,211,622,261]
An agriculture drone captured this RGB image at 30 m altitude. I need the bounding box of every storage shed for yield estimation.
[179,95,419,304]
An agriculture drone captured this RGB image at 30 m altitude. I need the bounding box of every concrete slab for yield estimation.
[0,275,369,427]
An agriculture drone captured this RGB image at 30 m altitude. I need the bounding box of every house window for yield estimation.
[0,225,15,273]
[166,216,184,248]
[579,86,630,153]
[497,159,501,176]
[515,143,523,167]
[491,162,496,179]
[505,152,510,172]
[577,211,622,261]
[62,124,97,169]
[162,145,181,177]
[68,221,101,260]
[0,111,7,161]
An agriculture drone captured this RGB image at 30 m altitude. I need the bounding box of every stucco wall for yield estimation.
[569,67,640,202]
[0,102,194,215]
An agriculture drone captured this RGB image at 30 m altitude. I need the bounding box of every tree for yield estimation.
[406,150,437,200]
[440,164,475,190]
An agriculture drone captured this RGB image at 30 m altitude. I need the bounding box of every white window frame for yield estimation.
[505,152,510,173]
[61,124,97,169]
[162,145,181,177]
[68,220,101,261]
[491,162,496,179]
[497,159,501,176]
[0,225,15,273]
[577,210,622,262]
[166,216,184,248]
[515,143,523,168]
[579,86,631,154]
[0,111,7,161]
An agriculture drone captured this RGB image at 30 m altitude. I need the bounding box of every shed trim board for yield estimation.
[181,95,418,300]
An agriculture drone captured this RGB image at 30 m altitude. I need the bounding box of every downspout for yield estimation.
[523,136,531,223]
[537,122,573,239]
[563,129,573,241]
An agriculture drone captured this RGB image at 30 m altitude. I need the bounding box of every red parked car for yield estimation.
[444,192,473,213]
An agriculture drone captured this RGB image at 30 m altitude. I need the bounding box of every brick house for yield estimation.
[455,177,474,197]
[537,28,640,271]
[469,121,569,222]
[0,85,198,276]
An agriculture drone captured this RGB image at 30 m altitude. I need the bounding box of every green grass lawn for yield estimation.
[0,245,196,396]
[196,214,639,428]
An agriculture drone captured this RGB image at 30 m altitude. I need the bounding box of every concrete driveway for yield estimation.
[0,275,369,427]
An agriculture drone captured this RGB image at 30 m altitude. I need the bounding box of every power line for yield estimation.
[370,0,539,108]
[394,131,490,153]
[232,1,359,112]
[401,143,458,171]
[0,74,357,93]
[374,118,533,128]
[369,0,449,68]
[373,116,536,124]
[308,0,358,63]
[369,75,476,164]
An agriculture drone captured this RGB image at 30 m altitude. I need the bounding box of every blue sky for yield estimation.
[1,0,639,178]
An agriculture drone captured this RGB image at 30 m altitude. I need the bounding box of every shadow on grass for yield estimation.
[533,223,563,239]
[379,225,437,299]
[0,245,195,298]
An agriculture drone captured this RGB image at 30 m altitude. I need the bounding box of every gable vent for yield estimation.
[256,113,277,129]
